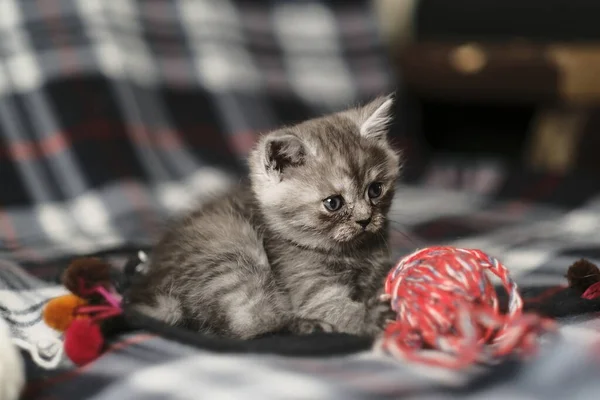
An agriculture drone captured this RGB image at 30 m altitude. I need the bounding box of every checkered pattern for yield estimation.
[11,168,600,400]
[21,330,600,400]
[2,0,600,399]
[0,0,398,264]
[0,259,67,370]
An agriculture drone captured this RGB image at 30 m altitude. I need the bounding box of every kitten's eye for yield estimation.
[323,195,344,212]
[367,182,383,199]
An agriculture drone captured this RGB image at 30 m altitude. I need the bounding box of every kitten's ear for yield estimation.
[263,133,306,175]
[358,94,395,141]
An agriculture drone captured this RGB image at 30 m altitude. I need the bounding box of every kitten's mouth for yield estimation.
[331,222,382,243]
[346,227,377,242]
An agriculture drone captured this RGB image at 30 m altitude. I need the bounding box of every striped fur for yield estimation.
[128,95,401,339]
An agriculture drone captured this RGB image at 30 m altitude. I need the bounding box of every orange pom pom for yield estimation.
[43,294,87,332]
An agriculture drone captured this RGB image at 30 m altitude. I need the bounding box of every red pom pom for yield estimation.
[582,281,600,300]
[64,318,104,366]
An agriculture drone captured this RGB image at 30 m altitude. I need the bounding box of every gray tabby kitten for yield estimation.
[127,95,401,339]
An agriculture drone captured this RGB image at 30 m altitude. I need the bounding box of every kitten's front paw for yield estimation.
[366,292,396,335]
[289,318,335,335]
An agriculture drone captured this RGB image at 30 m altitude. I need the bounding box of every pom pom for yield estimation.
[566,259,600,294]
[582,281,600,300]
[64,318,104,366]
[43,294,87,332]
[63,257,112,297]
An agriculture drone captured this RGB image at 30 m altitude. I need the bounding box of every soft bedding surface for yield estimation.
[2,1,600,399]
[10,168,600,399]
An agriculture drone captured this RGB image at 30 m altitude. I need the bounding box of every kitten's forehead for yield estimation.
[329,171,358,195]
[314,139,390,196]
[287,111,399,195]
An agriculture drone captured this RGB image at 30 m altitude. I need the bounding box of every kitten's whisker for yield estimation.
[387,225,426,247]
[387,216,416,222]
[387,211,411,217]
[388,220,420,233]
[388,219,410,226]
[376,231,390,252]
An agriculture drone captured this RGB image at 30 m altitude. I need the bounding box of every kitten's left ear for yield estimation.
[262,133,306,176]
[358,94,395,141]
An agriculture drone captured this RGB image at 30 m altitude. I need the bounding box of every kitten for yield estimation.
[127,95,401,339]
[0,316,25,400]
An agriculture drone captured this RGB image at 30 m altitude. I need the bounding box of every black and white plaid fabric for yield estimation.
[13,166,600,399]
[2,1,600,399]
[23,330,600,399]
[0,0,400,264]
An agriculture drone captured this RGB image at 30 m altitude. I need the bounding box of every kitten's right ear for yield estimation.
[263,133,306,176]
[358,94,395,142]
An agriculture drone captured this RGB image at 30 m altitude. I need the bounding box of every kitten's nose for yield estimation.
[356,217,372,229]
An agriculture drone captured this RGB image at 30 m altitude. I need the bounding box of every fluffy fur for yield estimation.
[0,316,25,400]
[127,95,401,339]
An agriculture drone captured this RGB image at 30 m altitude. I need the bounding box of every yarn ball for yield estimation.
[379,246,555,368]
[566,259,600,295]
[64,318,104,366]
[63,257,112,297]
[43,294,87,332]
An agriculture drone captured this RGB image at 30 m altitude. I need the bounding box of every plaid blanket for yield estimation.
[0,0,400,265]
[16,171,600,399]
[2,0,600,399]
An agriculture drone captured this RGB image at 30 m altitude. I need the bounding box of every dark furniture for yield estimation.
[393,0,600,174]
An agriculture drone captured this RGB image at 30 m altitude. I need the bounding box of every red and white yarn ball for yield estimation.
[379,246,556,369]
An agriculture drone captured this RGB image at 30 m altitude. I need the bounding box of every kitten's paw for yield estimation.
[366,291,396,335]
[289,318,335,335]
[0,317,25,400]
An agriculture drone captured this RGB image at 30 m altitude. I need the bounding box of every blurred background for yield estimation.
[379,0,600,178]
[2,0,600,263]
